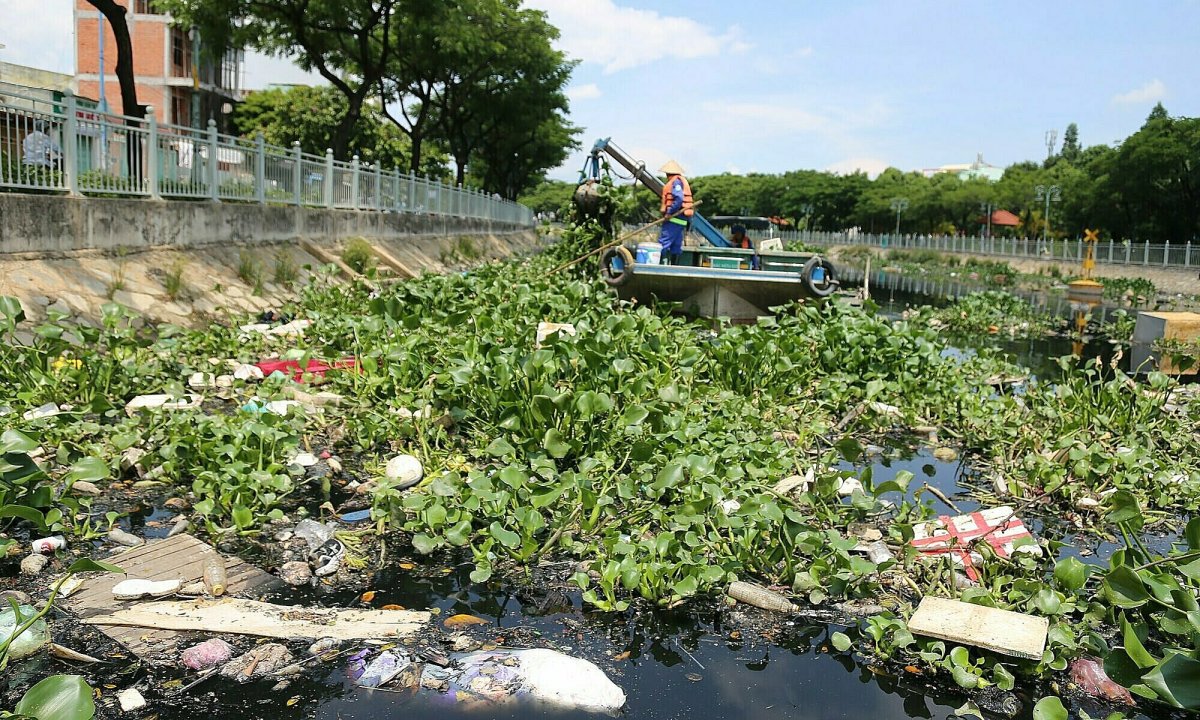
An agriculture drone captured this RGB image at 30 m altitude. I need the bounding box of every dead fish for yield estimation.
[168,516,191,538]
[108,528,144,547]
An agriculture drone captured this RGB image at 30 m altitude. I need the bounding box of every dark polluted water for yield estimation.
[151,558,976,720]
[136,444,1170,720]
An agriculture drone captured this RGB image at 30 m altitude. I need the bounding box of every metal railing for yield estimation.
[782,229,1200,270]
[0,83,533,226]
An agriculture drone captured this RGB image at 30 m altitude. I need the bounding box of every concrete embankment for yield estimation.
[0,192,543,326]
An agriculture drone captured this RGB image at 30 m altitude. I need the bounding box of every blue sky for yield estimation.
[5,0,1197,180]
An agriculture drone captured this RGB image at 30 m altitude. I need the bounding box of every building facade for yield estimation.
[73,0,242,128]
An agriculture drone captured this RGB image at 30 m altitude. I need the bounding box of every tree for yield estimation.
[1060,123,1081,164]
[161,0,401,159]
[430,1,578,190]
[86,0,141,118]
[230,85,445,174]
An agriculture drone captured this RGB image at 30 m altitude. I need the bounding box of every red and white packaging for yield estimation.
[31,535,67,554]
[910,506,1041,581]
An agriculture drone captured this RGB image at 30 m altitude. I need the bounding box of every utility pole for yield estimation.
[1044,129,1058,160]
[1034,184,1062,244]
[980,201,995,238]
[891,197,909,235]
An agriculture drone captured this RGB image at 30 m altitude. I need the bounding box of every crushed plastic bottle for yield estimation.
[358,650,410,688]
[0,604,50,660]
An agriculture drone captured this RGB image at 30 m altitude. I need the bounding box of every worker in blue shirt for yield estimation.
[657,160,693,264]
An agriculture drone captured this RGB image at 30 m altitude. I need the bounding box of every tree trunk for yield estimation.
[331,91,368,160]
[409,132,423,176]
[87,0,145,187]
[86,0,141,117]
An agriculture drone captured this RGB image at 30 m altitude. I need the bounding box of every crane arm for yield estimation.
[581,137,730,248]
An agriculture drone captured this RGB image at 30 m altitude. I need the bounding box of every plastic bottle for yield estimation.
[203,556,227,596]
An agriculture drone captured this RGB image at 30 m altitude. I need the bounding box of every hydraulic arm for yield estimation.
[580,138,731,248]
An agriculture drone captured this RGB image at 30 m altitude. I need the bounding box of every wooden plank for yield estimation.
[61,534,279,659]
[908,596,1048,660]
[85,598,430,641]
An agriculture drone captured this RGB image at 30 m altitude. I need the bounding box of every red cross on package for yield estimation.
[910,506,1042,581]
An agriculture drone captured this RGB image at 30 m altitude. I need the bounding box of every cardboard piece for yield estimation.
[84,597,430,641]
[908,596,1048,660]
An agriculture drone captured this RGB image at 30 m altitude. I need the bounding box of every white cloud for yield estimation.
[825,157,891,178]
[567,82,602,102]
[0,0,73,75]
[525,0,751,73]
[1112,79,1166,105]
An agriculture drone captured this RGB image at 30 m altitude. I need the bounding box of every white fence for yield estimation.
[0,83,533,226]
[782,229,1199,270]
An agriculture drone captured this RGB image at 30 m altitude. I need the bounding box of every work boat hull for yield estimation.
[616,265,818,319]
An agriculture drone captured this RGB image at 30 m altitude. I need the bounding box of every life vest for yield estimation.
[660,175,694,218]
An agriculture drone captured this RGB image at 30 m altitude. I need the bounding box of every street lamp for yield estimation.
[890,197,909,235]
[1034,184,1062,244]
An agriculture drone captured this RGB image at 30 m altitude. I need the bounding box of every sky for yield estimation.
[4,0,1198,181]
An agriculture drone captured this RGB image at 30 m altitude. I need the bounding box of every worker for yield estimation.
[731,224,751,249]
[22,121,60,168]
[656,160,693,265]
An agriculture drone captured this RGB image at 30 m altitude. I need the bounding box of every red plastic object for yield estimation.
[255,357,358,382]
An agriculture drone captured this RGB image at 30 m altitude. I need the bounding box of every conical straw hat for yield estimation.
[659,159,685,175]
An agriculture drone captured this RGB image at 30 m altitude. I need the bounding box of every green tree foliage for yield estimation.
[379,0,579,196]
[1060,122,1081,164]
[231,85,446,175]
[160,0,401,159]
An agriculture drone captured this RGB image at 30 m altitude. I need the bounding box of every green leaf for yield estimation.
[485,437,516,457]
[834,437,862,462]
[469,566,493,583]
[445,520,473,547]
[63,558,123,575]
[992,663,1016,691]
[831,631,852,652]
[671,574,698,597]
[0,505,47,528]
[14,674,95,720]
[65,457,109,484]
[0,296,27,325]
[0,430,38,454]
[1105,490,1144,530]
[1032,588,1063,615]
[619,404,649,427]
[231,505,253,530]
[1122,615,1157,669]
[1143,653,1200,709]
[1053,556,1090,592]
[950,665,978,689]
[489,522,520,549]
[1103,566,1149,608]
[1186,517,1200,552]
[542,429,570,459]
[411,533,439,554]
[1031,696,1067,720]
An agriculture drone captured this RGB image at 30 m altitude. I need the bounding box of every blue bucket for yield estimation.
[635,243,662,265]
